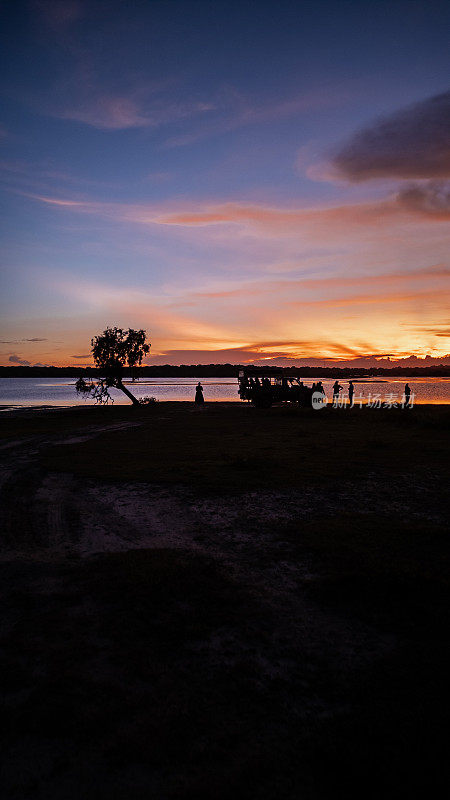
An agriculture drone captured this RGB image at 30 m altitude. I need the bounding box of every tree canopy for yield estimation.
[76,327,150,405]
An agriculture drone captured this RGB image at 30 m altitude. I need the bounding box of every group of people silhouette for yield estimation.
[196,377,413,406]
[330,380,354,403]
[331,380,412,406]
[243,376,271,390]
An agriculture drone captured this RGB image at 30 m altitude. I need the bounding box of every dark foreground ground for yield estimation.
[0,402,449,799]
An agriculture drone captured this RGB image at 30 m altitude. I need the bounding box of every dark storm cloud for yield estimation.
[9,354,31,366]
[332,91,450,180]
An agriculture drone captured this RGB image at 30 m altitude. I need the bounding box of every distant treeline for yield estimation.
[1,364,449,378]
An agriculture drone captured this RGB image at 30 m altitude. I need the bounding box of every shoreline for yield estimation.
[1,399,450,417]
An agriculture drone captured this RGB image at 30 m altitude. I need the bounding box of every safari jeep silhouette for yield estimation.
[238,369,320,409]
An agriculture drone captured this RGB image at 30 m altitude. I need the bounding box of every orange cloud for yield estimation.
[27,191,450,240]
[288,288,447,309]
[189,264,449,301]
[156,200,399,228]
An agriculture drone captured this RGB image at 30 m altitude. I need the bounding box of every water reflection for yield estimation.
[0,376,449,406]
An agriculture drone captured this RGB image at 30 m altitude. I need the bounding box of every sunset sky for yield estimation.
[0,0,449,367]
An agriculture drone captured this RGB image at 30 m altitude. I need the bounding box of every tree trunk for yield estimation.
[117,379,140,405]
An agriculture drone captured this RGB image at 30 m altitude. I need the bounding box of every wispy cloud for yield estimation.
[56,92,214,131]
[0,159,117,196]
[164,84,354,147]
[287,289,446,309]
[401,321,450,338]
[27,191,450,235]
[29,6,215,133]
[155,200,396,228]
[48,81,351,135]
[152,196,450,228]
[44,272,236,348]
[0,337,48,344]
[187,264,450,302]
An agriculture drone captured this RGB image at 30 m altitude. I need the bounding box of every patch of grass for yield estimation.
[0,404,143,440]
[41,402,450,491]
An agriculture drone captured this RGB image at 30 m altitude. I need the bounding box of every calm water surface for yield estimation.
[1,376,449,406]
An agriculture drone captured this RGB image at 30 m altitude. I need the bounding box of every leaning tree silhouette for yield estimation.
[76,327,150,405]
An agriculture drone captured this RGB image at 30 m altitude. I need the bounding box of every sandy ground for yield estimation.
[0,407,444,559]
[0,408,443,660]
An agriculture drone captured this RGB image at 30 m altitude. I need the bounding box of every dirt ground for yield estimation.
[0,402,449,799]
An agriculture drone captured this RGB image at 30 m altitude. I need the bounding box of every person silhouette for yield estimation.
[195,382,205,405]
[239,375,248,399]
[348,381,354,405]
[404,383,411,407]
[333,380,342,399]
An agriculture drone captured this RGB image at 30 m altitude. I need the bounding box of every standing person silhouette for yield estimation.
[333,380,343,400]
[195,382,205,405]
[348,381,355,406]
[404,383,411,407]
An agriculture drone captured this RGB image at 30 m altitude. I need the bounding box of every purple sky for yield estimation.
[1,0,449,367]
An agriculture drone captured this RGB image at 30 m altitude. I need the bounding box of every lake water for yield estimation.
[1,376,450,407]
